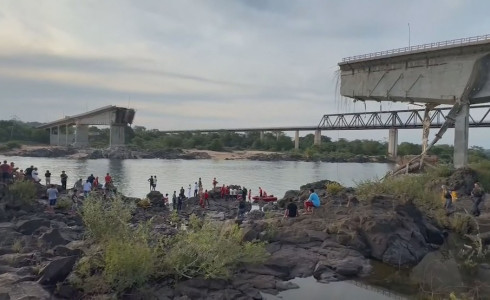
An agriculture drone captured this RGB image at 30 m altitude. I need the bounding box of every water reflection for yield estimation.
[262,277,406,300]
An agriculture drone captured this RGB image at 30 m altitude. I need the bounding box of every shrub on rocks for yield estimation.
[164,221,268,279]
[8,181,37,208]
[326,182,344,196]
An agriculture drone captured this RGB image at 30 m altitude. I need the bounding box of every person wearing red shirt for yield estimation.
[220,184,226,199]
[0,160,10,183]
[204,190,210,208]
[104,173,112,185]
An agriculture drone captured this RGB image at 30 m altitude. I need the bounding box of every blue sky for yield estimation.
[1,0,489,146]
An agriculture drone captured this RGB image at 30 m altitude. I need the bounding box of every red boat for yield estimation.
[252,195,278,202]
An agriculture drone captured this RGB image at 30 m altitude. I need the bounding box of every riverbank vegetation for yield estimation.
[3,121,490,163]
[78,195,267,294]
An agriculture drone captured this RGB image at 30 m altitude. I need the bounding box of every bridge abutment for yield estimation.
[454,102,470,168]
[388,128,398,158]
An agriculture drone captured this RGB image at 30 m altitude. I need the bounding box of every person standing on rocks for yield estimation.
[177,194,183,212]
[0,160,10,183]
[87,174,95,185]
[471,182,485,217]
[45,170,51,185]
[284,199,298,218]
[179,186,185,199]
[198,177,202,190]
[83,180,92,197]
[187,184,191,198]
[172,191,177,210]
[194,182,198,197]
[153,175,157,191]
[221,184,226,199]
[304,188,320,214]
[212,177,218,190]
[47,184,58,213]
[441,185,453,212]
[60,171,68,190]
[32,167,41,183]
[204,189,210,208]
[242,187,248,202]
[105,173,112,186]
[25,165,34,181]
[148,176,154,192]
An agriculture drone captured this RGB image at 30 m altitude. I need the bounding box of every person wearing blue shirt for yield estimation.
[304,188,320,213]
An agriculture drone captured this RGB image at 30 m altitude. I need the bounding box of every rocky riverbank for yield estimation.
[1,146,390,163]
[0,169,488,299]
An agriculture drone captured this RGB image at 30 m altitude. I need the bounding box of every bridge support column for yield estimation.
[259,131,264,142]
[454,102,470,168]
[73,124,89,147]
[388,128,398,158]
[275,132,280,141]
[57,126,60,145]
[314,129,321,145]
[110,125,126,147]
[294,130,299,150]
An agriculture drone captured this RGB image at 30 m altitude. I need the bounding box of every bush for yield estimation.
[56,197,72,210]
[5,141,21,149]
[103,234,157,293]
[9,181,37,206]
[81,195,133,242]
[326,182,344,196]
[355,174,441,210]
[80,196,157,293]
[164,221,268,279]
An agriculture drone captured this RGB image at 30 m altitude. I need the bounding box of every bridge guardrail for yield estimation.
[342,34,490,63]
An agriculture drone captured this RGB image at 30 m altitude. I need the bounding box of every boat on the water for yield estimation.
[252,195,278,202]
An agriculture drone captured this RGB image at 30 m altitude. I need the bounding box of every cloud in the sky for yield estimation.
[1,0,489,146]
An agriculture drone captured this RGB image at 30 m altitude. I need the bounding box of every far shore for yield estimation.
[0,145,392,163]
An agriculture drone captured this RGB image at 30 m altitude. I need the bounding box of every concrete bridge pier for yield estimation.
[275,131,280,141]
[454,102,470,168]
[110,125,126,147]
[294,130,299,150]
[259,131,264,142]
[388,128,398,158]
[314,129,322,145]
[74,124,89,147]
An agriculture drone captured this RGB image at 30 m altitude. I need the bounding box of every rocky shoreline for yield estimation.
[0,170,488,299]
[1,146,391,163]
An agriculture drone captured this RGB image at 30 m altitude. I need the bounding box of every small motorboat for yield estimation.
[252,195,278,202]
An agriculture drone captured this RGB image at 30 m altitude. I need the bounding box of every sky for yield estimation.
[1,0,490,147]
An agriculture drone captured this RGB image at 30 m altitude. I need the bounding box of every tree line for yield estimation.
[1,121,489,163]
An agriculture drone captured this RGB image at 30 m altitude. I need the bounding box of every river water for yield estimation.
[8,157,393,198]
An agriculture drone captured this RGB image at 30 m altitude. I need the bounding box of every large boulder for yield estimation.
[38,256,78,285]
[146,191,164,207]
[39,228,70,247]
[16,219,51,235]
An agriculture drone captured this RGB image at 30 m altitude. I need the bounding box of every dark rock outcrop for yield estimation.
[38,256,78,285]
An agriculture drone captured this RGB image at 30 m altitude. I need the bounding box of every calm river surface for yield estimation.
[8,157,393,198]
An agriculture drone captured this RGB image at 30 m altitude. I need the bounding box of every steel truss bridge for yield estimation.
[160,105,490,134]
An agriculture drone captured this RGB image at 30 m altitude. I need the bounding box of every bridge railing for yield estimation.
[342,34,490,63]
[317,105,490,130]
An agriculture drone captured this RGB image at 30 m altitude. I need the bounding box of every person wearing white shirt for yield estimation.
[83,180,92,197]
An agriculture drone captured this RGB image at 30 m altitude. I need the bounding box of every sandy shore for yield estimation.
[182,149,278,160]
